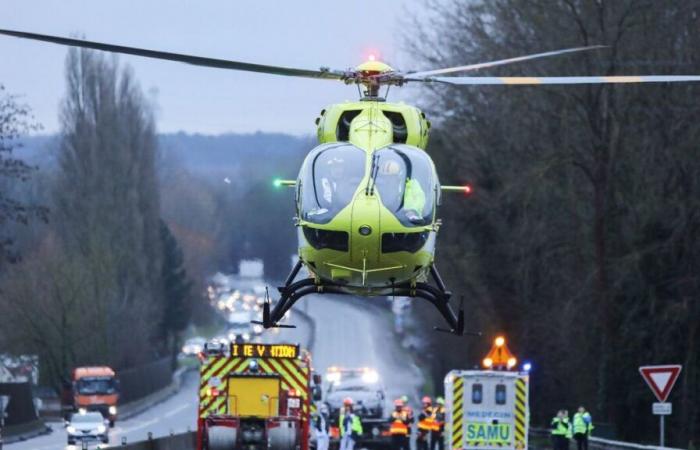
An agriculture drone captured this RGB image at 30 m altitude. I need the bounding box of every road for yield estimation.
[6,372,199,450]
[294,295,424,406]
[6,294,421,449]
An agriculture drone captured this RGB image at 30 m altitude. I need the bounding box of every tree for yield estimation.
[406,0,700,445]
[0,84,46,267]
[54,48,163,369]
[159,219,192,365]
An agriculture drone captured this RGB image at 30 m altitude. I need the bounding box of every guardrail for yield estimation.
[529,427,686,450]
[115,430,195,449]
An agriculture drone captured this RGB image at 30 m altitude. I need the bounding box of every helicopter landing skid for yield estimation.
[253,261,480,336]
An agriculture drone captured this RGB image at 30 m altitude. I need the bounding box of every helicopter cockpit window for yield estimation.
[299,144,366,224]
[373,145,435,227]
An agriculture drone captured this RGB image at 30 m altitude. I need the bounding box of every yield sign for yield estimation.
[639,365,682,402]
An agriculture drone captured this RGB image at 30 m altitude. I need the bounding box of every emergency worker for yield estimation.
[389,398,410,450]
[550,410,569,450]
[378,160,426,224]
[572,406,593,450]
[339,397,363,450]
[401,395,414,422]
[314,403,331,450]
[416,396,435,450]
[403,177,426,223]
[430,397,445,450]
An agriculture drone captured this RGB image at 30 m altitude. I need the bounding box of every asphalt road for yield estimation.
[6,294,421,450]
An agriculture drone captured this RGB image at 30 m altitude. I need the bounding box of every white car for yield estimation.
[181,336,206,356]
[66,411,109,445]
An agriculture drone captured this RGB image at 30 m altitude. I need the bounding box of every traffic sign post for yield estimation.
[652,403,672,415]
[639,365,682,447]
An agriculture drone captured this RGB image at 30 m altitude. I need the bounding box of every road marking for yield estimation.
[163,402,190,418]
[117,417,159,434]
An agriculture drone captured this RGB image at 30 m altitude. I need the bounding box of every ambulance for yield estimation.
[444,358,529,450]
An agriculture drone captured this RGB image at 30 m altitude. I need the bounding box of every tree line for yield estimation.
[0,48,192,389]
[405,1,699,447]
[0,47,308,390]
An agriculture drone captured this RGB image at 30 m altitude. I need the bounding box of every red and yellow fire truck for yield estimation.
[197,342,320,450]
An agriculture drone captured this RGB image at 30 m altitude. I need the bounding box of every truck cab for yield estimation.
[69,366,119,427]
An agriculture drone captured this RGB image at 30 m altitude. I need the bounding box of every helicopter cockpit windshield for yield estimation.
[300,143,366,224]
[373,146,435,227]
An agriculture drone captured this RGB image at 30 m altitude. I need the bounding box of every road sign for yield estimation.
[639,365,682,402]
[652,402,672,415]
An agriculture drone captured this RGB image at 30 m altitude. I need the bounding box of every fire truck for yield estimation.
[197,342,321,450]
[444,336,530,450]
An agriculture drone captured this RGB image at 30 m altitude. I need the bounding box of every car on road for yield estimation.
[325,367,385,419]
[66,410,109,445]
[324,367,392,449]
[181,336,206,356]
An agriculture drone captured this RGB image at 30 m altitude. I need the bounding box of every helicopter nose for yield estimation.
[351,195,381,265]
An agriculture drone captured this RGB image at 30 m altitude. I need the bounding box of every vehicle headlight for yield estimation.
[109,406,117,415]
[372,427,380,437]
[361,370,379,384]
[67,426,77,434]
[97,424,106,433]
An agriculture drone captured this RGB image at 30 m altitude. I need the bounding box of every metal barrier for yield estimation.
[529,428,686,450]
[119,357,173,403]
[118,430,195,449]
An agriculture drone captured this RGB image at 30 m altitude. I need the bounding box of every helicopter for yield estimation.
[3,29,700,335]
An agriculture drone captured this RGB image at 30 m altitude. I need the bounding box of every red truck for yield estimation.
[197,341,321,450]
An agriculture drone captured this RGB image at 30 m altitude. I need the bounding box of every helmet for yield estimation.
[394,398,404,407]
[380,160,401,176]
[436,397,445,406]
[422,396,432,405]
[343,397,354,406]
[320,403,329,414]
[401,395,409,403]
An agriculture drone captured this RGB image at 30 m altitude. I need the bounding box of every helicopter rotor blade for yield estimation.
[0,28,346,80]
[407,75,700,85]
[407,45,607,78]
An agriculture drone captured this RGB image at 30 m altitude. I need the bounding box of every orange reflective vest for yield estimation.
[390,410,410,436]
[418,407,438,431]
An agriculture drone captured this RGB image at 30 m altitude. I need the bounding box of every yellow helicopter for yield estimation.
[3,29,700,334]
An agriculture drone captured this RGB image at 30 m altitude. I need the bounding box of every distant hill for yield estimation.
[16,131,314,178]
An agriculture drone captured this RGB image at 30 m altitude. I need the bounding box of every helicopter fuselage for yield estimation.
[295,99,441,293]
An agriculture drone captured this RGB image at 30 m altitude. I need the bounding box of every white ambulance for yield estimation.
[444,370,529,450]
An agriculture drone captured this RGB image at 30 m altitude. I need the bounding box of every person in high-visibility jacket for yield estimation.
[550,410,570,450]
[572,406,593,450]
[430,397,445,450]
[416,396,435,450]
[403,178,426,223]
[389,398,411,450]
[339,397,363,450]
[401,395,414,422]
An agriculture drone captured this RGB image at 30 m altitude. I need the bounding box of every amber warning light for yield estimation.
[231,343,299,359]
[482,335,517,370]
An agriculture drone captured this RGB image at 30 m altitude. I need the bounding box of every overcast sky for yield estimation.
[0,0,430,135]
